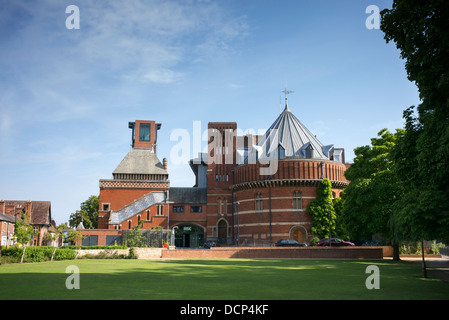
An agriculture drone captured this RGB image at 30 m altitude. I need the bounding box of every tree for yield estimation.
[381,0,449,274]
[307,178,337,240]
[341,129,404,260]
[381,0,449,243]
[14,211,37,263]
[69,195,99,229]
[49,223,68,261]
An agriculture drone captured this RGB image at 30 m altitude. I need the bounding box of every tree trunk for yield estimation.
[20,245,26,263]
[421,239,427,278]
[392,243,400,261]
[51,246,57,261]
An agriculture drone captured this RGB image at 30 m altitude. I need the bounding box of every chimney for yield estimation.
[163,158,168,171]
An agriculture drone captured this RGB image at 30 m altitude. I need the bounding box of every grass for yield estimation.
[0,259,448,300]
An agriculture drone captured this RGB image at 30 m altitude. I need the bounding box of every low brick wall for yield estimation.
[76,248,163,259]
[161,247,383,259]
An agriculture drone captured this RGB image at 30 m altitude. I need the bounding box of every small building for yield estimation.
[0,211,16,246]
[0,200,53,246]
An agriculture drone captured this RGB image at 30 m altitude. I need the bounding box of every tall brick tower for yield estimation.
[98,120,169,229]
[205,122,237,243]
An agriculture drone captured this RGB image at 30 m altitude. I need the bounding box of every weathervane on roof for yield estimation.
[282,87,294,110]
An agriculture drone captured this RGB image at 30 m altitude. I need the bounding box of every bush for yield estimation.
[0,246,77,263]
[54,248,76,260]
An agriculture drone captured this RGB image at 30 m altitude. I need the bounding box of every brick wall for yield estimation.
[161,247,383,259]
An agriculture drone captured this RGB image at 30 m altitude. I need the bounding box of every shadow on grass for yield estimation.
[0,259,448,300]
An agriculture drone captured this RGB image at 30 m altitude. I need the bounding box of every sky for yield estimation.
[0,0,421,225]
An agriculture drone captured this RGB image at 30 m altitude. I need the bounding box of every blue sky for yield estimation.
[0,0,420,225]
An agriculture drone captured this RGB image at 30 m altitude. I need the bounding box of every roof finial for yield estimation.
[282,87,294,110]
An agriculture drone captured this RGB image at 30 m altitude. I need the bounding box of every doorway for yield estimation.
[174,224,204,248]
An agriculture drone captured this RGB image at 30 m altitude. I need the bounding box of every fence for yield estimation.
[121,229,169,248]
[440,247,449,257]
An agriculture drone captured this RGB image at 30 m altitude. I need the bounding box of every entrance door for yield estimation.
[292,228,304,243]
[184,234,190,247]
[218,220,227,243]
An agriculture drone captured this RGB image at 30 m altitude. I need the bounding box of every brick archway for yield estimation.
[290,225,308,243]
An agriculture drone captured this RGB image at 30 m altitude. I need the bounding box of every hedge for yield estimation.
[1,246,76,262]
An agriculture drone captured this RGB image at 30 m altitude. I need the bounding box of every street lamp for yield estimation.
[327,201,331,247]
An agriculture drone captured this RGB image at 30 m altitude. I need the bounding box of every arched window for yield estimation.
[255,193,263,212]
[293,191,302,210]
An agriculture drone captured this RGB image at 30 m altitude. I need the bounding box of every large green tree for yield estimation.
[68,195,99,229]
[381,0,449,243]
[341,129,404,259]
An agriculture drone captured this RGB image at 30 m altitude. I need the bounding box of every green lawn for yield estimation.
[0,259,448,300]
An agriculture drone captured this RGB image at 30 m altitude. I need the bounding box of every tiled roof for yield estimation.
[113,149,168,175]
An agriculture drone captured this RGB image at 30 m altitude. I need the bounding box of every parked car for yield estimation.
[317,238,355,247]
[204,241,216,249]
[275,239,307,247]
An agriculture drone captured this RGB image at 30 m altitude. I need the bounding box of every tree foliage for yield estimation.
[69,195,99,229]
[381,0,449,242]
[341,129,404,248]
[14,211,37,263]
[307,178,338,239]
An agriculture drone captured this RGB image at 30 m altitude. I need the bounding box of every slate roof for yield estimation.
[113,148,168,175]
[109,192,166,224]
[169,187,207,204]
[255,104,334,160]
[0,212,16,223]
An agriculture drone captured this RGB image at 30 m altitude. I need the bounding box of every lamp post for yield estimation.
[235,202,240,246]
[327,201,331,247]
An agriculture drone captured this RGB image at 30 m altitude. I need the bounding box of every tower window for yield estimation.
[293,191,302,210]
[139,123,151,141]
[255,193,263,212]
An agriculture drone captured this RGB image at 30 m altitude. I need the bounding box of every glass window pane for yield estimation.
[139,123,151,141]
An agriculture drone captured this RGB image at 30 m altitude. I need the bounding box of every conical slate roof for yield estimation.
[256,104,333,160]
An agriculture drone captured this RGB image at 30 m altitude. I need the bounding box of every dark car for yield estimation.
[204,241,216,249]
[275,239,307,247]
[317,238,355,247]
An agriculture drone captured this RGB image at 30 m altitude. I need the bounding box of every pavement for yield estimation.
[389,256,449,282]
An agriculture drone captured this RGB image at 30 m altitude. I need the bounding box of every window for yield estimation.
[157,205,163,216]
[190,206,202,213]
[173,206,185,213]
[139,123,151,141]
[278,144,285,159]
[293,191,302,210]
[102,203,110,211]
[255,193,263,212]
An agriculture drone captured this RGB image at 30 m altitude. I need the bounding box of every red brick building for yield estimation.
[92,97,349,247]
[0,200,53,246]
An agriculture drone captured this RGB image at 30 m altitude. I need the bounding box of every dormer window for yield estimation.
[305,144,314,158]
[139,123,151,141]
[278,144,285,159]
